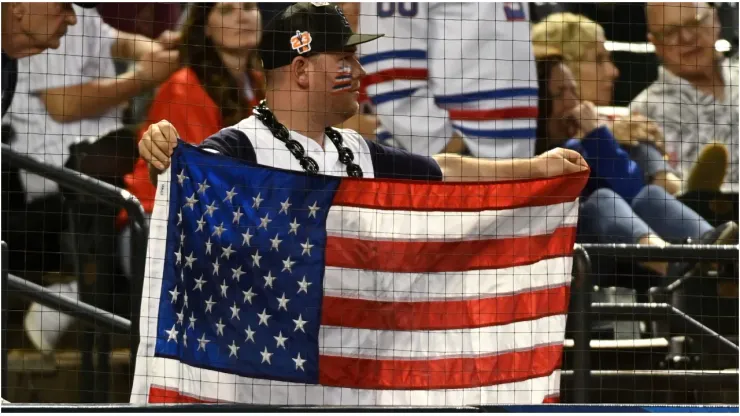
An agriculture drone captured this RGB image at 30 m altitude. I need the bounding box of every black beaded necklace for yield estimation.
[252,101,363,178]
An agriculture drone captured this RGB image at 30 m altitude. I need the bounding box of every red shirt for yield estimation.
[119,67,263,226]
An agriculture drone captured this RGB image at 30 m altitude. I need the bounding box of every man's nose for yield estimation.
[353,59,367,79]
[66,9,78,26]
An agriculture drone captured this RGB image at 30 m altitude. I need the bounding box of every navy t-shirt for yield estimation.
[199,128,444,181]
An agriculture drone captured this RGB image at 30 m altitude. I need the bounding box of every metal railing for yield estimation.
[570,243,740,403]
[1,144,148,403]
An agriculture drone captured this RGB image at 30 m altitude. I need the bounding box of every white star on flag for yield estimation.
[169,286,180,303]
[258,213,272,230]
[220,279,229,297]
[212,257,220,276]
[184,252,197,269]
[252,192,264,209]
[274,331,288,349]
[228,340,240,358]
[300,239,314,256]
[205,237,213,255]
[244,326,256,343]
[196,215,206,232]
[263,271,276,288]
[307,201,320,218]
[197,333,210,351]
[223,187,238,203]
[212,222,226,238]
[221,244,236,260]
[269,234,282,251]
[176,169,188,185]
[242,287,257,304]
[279,198,291,214]
[282,256,296,274]
[257,308,271,327]
[242,229,253,247]
[288,218,300,235]
[233,207,244,224]
[293,353,306,371]
[293,314,308,333]
[205,200,219,217]
[260,346,273,364]
[276,293,290,311]
[297,276,312,294]
[230,302,241,320]
[166,324,179,343]
[251,250,262,267]
[204,295,216,313]
[231,265,245,282]
[188,312,197,330]
[215,318,225,336]
[184,193,198,210]
[193,275,206,291]
[197,179,210,194]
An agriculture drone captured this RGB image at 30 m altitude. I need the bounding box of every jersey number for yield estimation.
[377,2,418,17]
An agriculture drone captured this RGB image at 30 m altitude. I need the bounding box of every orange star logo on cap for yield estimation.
[290,30,313,54]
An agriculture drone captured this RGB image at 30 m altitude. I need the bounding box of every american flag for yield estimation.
[131,141,588,406]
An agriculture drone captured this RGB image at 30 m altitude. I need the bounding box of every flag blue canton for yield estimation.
[154,142,341,384]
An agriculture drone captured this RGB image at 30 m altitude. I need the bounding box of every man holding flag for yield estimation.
[131,2,589,406]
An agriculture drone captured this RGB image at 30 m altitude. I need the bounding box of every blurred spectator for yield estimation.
[631,2,738,193]
[1,2,92,116]
[119,2,264,279]
[531,12,681,195]
[5,4,180,202]
[98,3,182,39]
[535,54,737,278]
[357,3,538,159]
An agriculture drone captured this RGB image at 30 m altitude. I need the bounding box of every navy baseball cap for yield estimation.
[74,3,100,8]
[260,2,383,70]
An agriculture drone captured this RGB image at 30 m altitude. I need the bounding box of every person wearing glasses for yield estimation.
[631,3,738,194]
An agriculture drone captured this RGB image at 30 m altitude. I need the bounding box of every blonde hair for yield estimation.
[531,13,605,67]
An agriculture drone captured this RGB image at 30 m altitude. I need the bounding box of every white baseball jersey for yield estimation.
[358,2,538,159]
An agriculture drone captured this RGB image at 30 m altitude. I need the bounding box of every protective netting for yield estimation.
[0,2,737,407]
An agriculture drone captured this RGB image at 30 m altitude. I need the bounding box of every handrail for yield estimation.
[579,243,739,262]
[1,144,149,276]
[590,302,739,355]
[6,273,131,333]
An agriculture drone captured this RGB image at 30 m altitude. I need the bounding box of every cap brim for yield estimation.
[74,3,100,8]
[345,33,384,47]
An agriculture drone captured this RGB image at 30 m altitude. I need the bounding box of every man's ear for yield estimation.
[291,57,310,89]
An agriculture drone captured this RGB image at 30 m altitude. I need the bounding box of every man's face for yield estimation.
[647,3,720,77]
[307,49,365,126]
[20,3,77,53]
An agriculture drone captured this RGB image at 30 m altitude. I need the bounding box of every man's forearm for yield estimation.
[111,30,158,61]
[433,154,541,182]
[40,71,154,123]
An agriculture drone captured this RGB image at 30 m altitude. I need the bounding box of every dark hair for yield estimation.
[180,3,265,127]
[534,54,565,155]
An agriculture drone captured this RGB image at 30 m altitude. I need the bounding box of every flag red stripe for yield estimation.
[321,284,569,330]
[542,394,560,403]
[333,171,589,212]
[325,226,576,273]
[148,386,217,404]
[361,68,429,93]
[448,107,539,121]
[318,343,563,390]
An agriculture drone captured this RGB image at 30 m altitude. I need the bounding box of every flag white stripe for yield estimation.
[318,314,566,359]
[134,356,560,405]
[323,256,572,301]
[326,201,578,241]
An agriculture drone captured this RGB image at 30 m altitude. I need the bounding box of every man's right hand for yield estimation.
[140,120,179,172]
